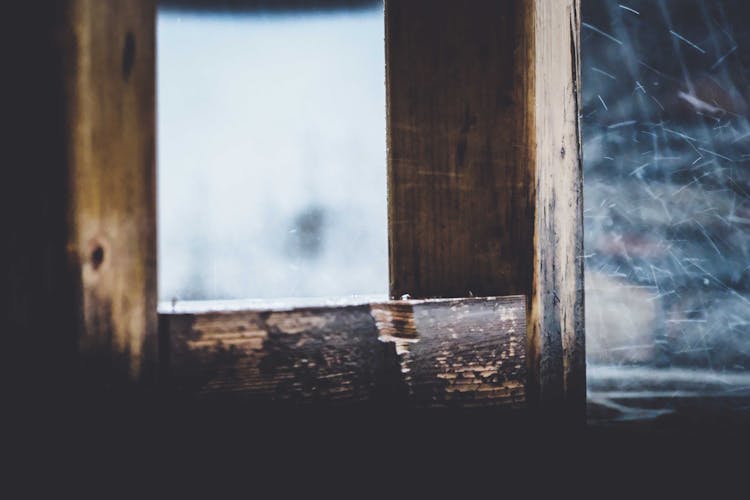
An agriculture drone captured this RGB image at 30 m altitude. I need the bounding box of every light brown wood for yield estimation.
[69,0,157,383]
[531,0,585,418]
[160,296,526,408]
[385,0,584,414]
[4,1,157,387]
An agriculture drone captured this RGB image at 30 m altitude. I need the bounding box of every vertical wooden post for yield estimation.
[4,1,157,391]
[69,0,157,385]
[386,0,584,416]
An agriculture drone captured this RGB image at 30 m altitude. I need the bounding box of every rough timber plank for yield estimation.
[531,0,585,419]
[4,1,157,388]
[385,0,584,415]
[160,296,526,408]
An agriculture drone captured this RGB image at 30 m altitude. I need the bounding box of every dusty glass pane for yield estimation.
[583,0,750,423]
[157,4,387,302]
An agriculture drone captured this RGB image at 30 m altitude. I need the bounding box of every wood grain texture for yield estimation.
[3,1,157,388]
[68,0,157,383]
[386,0,536,301]
[530,0,585,418]
[160,296,526,408]
[386,0,584,413]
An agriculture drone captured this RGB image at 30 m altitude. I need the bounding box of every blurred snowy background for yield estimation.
[157,1,387,302]
[583,0,750,421]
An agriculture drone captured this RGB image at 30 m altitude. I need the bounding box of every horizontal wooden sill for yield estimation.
[159,295,526,408]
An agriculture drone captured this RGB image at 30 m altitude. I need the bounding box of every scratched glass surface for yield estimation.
[583,0,750,422]
[157,3,387,303]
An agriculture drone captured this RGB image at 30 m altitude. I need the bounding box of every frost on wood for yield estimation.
[161,296,526,408]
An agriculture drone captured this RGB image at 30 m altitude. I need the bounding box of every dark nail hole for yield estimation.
[122,31,136,81]
[91,245,105,270]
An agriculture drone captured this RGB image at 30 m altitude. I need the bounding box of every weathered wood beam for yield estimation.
[4,1,157,389]
[385,0,584,415]
[160,296,526,408]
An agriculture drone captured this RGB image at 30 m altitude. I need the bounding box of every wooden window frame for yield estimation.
[6,0,584,418]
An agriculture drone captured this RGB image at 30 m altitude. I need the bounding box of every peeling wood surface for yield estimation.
[160,296,526,408]
[385,0,584,414]
[530,0,585,416]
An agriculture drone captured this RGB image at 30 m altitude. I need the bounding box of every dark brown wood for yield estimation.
[387,0,536,300]
[386,0,584,414]
[4,1,157,388]
[160,296,526,408]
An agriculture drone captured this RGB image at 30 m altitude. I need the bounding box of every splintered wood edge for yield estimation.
[159,295,526,408]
